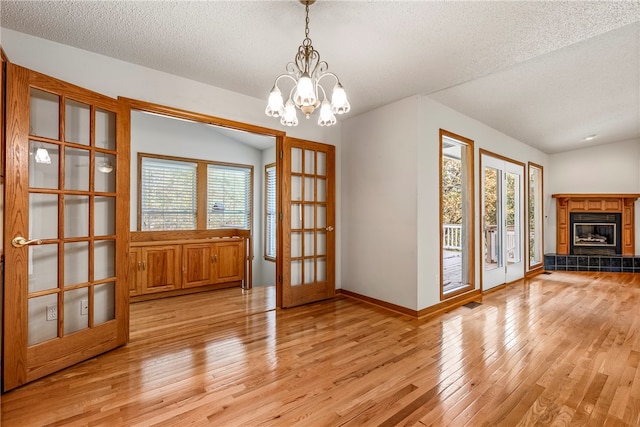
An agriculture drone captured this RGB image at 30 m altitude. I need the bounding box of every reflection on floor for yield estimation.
[130,285,277,341]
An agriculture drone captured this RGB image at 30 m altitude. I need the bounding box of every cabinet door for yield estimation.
[128,248,141,296]
[212,241,244,284]
[141,245,181,294]
[183,244,214,288]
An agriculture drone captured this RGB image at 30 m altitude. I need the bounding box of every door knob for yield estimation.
[326,226,334,232]
[11,236,43,248]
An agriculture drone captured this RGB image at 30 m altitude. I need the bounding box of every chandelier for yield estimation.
[265,0,350,127]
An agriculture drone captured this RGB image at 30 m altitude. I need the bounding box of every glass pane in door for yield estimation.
[63,287,89,335]
[94,282,115,325]
[506,172,520,264]
[29,141,59,189]
[65,99,91,146]
[28,244,58,293]
[484,166,500,271]
[28,294,58,346]
[30,88,59,139]
[529,164,543,268]
[95,109,116,150]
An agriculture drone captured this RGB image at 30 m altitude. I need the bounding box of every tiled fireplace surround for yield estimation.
[545,194,640,273]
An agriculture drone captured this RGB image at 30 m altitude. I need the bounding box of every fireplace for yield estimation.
[552,193,639,256]
[570,212,621,255]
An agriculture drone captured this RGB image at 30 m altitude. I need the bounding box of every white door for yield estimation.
[481,153,525,290]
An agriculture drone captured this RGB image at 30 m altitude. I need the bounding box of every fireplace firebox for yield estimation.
[570,213,621,255]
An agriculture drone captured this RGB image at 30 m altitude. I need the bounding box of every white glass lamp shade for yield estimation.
[35,147,52,164]
[331,82,350,114]
[293,73,316,107]
[265,86,285,117]
[280,100,299,127]
[317,100,336,126]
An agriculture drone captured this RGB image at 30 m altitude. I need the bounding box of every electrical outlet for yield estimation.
[80,299,89,316]
[46,304,58,321]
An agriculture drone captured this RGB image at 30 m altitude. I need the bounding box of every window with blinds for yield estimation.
[265,164,276,260]
[140,157,197,230]
[207,164,252,229]
[138,153,253,232]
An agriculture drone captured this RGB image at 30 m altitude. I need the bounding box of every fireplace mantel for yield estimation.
[552,193,640,256]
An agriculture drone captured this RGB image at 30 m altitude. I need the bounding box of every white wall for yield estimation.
[1,28,343,288]
[342,97,420,310]
[547,138,640,254]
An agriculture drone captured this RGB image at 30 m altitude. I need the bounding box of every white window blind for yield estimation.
[141,157,197,230]
[207,164,252,229]
[265,164,276,259]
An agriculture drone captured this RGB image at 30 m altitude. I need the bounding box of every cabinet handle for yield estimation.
[213,254,218,262]
[137,262,142,271]
[211,255,215,263]
[142,261,146,270]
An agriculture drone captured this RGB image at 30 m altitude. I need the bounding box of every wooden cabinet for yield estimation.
[128,249,141,296]
[129,245,182,296]
[130,235,247,300]
[183,240,244,288]
[212,240,244,284]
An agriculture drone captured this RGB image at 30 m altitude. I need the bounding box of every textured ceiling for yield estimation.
[1,0,639,153]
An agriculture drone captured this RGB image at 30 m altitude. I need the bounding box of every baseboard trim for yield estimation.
[417,289,482,319]
[337,288,483,319]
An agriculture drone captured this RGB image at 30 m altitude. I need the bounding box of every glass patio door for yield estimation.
[481,152,525,290]
[3,64,128,391]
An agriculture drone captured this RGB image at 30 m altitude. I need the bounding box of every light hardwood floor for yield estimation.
[2,272,640,426]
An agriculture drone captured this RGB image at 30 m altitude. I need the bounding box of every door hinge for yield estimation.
[279,151,284,159]
[279,212,283,221]
[279,275,283,284]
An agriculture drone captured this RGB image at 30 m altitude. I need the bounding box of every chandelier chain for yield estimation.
[305,2,310,39]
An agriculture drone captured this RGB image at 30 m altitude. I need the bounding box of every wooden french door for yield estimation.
[279,138,335,308]
[3,64,129,391]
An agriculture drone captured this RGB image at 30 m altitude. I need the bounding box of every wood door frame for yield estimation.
[120,98,286,307]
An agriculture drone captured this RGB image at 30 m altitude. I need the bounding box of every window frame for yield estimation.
[439,129,475,300]
[137,152,253,232]
[527,162,544,272]
[264,162,276,261]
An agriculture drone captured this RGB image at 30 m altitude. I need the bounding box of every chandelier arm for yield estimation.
[273,73,298,87]
[316,82,328,102]
[316,72,340,86]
